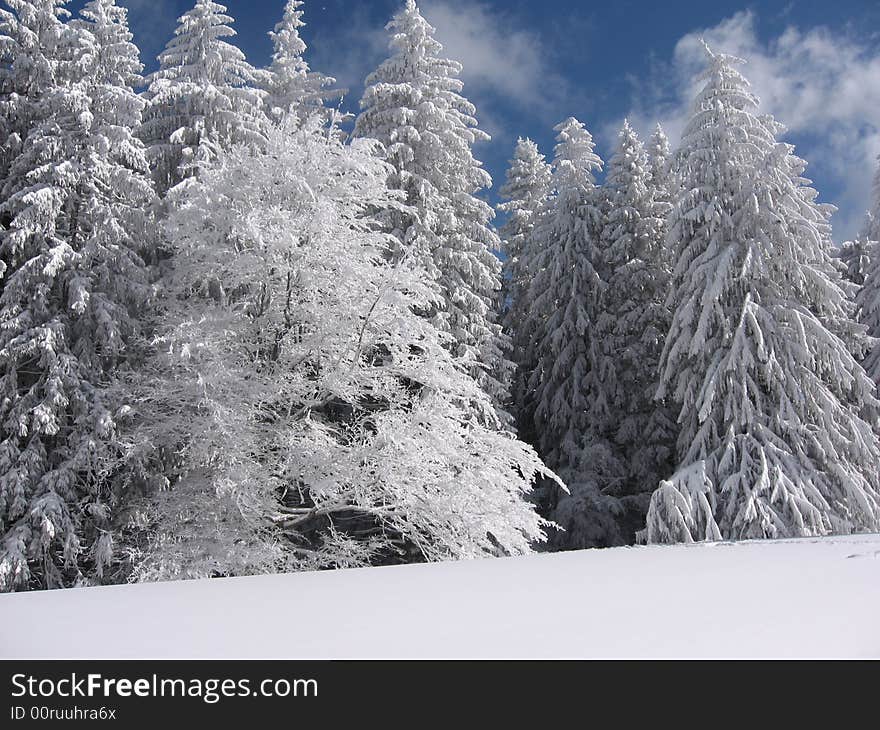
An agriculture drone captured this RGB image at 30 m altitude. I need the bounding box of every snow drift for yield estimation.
[2,534,879,659]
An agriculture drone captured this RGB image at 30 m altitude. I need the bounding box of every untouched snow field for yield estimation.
[2,534,879,659]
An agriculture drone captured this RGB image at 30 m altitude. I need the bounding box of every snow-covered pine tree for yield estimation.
[125,115,552,581]
[139,0,267,194]
[838,156,880,326]
[354,0,511,420]
[866,155,880,244]
[0,0,155,591]
[526,118,601,470]
[646,123,672,202]
[835,237,873,286]
[599,120,676,539]
[834,157,880,287]
[262,0,343,121]
[497,137,553,437]
[0,0,57,196]
[848,157,880,385]
[0,0,73,238]
[72,0,156,257]
[857,239,880,386]
[644,44,880,545]
[522,117,623,548]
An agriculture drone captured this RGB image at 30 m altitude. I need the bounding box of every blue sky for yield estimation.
[72,0,880,242]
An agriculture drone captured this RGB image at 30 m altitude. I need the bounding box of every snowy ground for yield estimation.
[2,534,879,659]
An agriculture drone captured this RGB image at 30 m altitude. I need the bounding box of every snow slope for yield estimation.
[2,535,879,659]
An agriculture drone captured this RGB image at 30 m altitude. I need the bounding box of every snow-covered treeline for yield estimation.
[501,45,880,549]
[0,0,879,592]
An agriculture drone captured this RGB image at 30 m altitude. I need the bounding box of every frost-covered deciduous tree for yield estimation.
[354,0,511,417]
[125,117,552,581]
[497,137,552,436]
[262,0,343,120]
[522,117,622,548]
[0,0,155,591]
[599,120,676,538]
[139,0,267,194]
[644,45,880,545]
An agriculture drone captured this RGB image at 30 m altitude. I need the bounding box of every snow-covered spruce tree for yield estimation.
[497,137,553,437]
[858,239,880,386]
[261,0,343,121]
[139,0,267,195]
[0,0,155,591]
[850,158,880,386]
[835,237,873,286]
[521,117,623,548]
[837,158,880,291]
[0,0,58,195]
[644,45,880,545]
[646,123,672,202]
[72,0,156,257]
[125,116,552,581]
[354,0,511,419]
[599,120,676,539]
[866,155,880,244]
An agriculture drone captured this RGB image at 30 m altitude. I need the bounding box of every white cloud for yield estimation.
[419,0,570,121]
[307,4,389,99]
[620,11,880,242]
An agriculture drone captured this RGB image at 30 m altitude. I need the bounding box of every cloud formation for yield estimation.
[420,0,570,123]
[307,3,389,101]
[621,11,880,242]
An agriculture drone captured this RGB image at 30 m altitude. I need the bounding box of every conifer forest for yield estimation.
[1,0,879,593]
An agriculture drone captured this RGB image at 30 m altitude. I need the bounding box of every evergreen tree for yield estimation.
[527,118,602,472]
[0,0,66,197]
[497,137,552,436]
[522,117,623,548]
[835,237,872,286]
[139,0,267,194]
[644,45,880,544]
[262,0,343,120]
[857,239,880,386]
[646,122,671,202]
[126,116,552,581]
[0,0,154,590]
[354,0,511,419]
[599,120,676,539]
[837,155,880,309]
[867,155,880,244]
[72,0,155,253]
